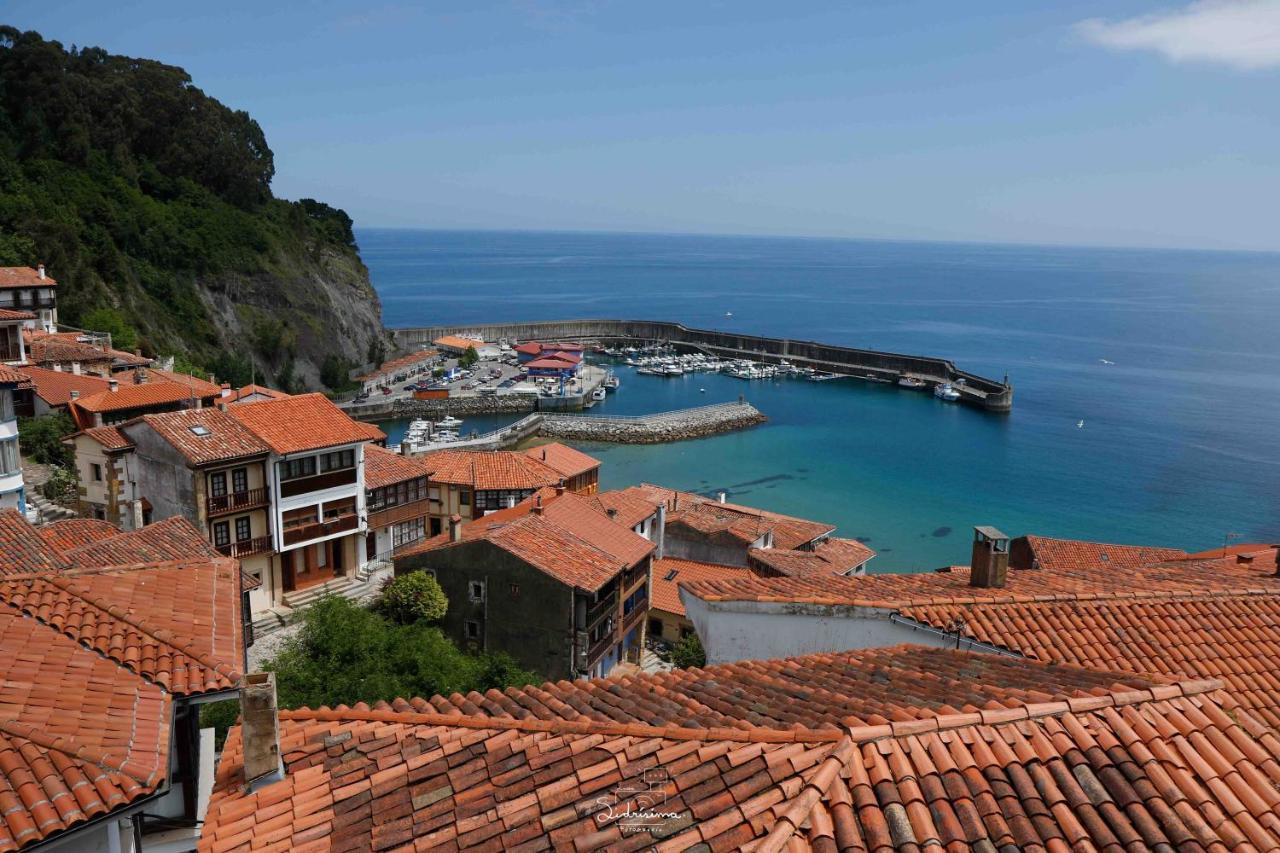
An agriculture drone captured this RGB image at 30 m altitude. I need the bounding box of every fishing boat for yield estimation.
[437,415,464,429]
[591,387,607,401]
[933,382,961,401]
[604,373,621,390]
[897,376,927,389]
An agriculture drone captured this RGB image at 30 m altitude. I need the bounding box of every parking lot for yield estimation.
[351,352,531,405]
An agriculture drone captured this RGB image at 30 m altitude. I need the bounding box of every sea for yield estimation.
[358,228,1280,571]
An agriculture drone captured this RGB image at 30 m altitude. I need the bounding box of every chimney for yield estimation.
[208,372,216,383]
[448,515,463,543]
[220,382,231,398]
[240,672,283,789]
[52,364,62,372]
[93,413,103,427]
[718,491,727,504]
[69,390,79,401]
[71,362,80,375]
[655,502,667,559]
[36,264,45,280]
[541,447,547,461]
[130,499,144,531]
[532,494,544,515]
[1237,553,1254,566]
[606,507,618,520]
[108,378,118,393]
[555,479,566,497]
[134,347,142,357]
[133,366,145,384]
[970,527,1010,589]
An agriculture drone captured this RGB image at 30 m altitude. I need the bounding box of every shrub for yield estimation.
[459,346,479,368]
[377,572,448,624]
[670,633,706,669]
[18,412,75,467]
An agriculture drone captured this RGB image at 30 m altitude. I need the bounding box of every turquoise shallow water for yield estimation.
[361,228,1280,571]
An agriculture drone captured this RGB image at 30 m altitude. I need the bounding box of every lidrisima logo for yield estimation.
[594,767,683,836]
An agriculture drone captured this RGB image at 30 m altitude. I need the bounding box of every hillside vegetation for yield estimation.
[0,26,388,389]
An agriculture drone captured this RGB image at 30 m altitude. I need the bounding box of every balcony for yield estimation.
[587,630,617,664]
[585,591,617,628]
[622,598,647,632]
[207,487,269,517]
[279,468,356,498]
[281,513,359,547]
[216,535,273,559]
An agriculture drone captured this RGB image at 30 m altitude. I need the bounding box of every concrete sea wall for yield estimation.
[391,319,1013,411]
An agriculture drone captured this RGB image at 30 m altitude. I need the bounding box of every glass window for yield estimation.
[91,463,103,482]
[209,471,227,497]
[320,449,355,472]
[232,468,248,493]
[279,457,317,481]
[459,489,471,506]
[392,518,426,549]
[323,496,355,520]
[464,620,480,640]
[0,439,18,475]
[235,516,251,542]
[282,506,318,530]
[212,521,230,547]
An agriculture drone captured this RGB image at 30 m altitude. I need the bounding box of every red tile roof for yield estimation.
[229,383,290,402]
[535,492,654,567]
[0,610,170,851]
[13,364,110,406]
[77,425,133,451]
[0,266,56,287]
[0,308,34,322]
[0,510,70,575]
[420,448,564,491]
[683,549,1280,608]
[355,348,439,381]
[432,335,485,351]
[201,646,1280,852]
[0,365,27,387]
[225,392,384,454]
[363,444,432,490]
[634,483,836,550]
[71,380,200,414]
[131,408,270,466]
[588,488,660,528]
[1013,533,1187,571]
[524,354,580,370]
[143,367,222,396]
[57,516,220,568]
[35,518,119,552]
[651,557,750,616]
[748,536,875,577]
[24,334,113,366]
[524,441,600,480]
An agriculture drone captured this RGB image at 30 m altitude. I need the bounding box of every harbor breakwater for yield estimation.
[388,402,766,452]
[392,319,1014,412]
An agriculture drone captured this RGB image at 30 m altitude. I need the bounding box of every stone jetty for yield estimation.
[539,402,766,444]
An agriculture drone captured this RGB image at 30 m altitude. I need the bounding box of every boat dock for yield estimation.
[393,319,1013,411]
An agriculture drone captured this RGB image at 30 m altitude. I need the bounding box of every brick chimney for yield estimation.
[532,494,544,515]
[606,507,618,520]
[69,390,79,401]
[555,479,566,497]
[133,366,146,384]
[240,672,283,789]
[449,515,463,543]
[970,526,1010,589]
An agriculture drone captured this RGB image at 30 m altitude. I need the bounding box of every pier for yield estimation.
[393,319,1013,411]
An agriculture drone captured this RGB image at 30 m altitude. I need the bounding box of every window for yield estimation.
[464,620,481,640]
[279,457,317,481]
[282,506,318,530]
[188,425,211,437]
[649,618,663,639]
[468,580,485,603]
[90,463,103,482]
[0,439,18,475]
[509,583,520,597]
[392,518,426,549]
[316,542,327,568]
[320,449,355,472]
[209,471,227,498]
[235,516,252,542]
[459,489,471,506]
[232,467,248,494]
[322,496,356,520]
[212,521,230,547]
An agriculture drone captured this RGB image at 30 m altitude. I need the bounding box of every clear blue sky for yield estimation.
[7,1,1279,250]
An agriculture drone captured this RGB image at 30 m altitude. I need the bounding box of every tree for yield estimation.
[670,633,706,669]
[263,596,539,711]
[320,354,356,392]
[80,307,138,352]
[17,412,75,467]
[459,346,479,368]
[376,572,448,624]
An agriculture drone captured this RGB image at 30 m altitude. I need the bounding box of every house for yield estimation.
[66,425,135,523]
[0,364,29,513]
[396,487,653,679]
[647,556,749,643]
[68,376,218,429]
[200,643,1280,851]
[431,334,486,355]
[363,444,434,562]
[418,444,598,532]
[0,508,247,852]
[0,264,57,332]
[524,441,601,494]
[227,383,291,404]
[12,363,110,417]
[523,350,581,379]
[23,329,152,377]
[356,348,440,394]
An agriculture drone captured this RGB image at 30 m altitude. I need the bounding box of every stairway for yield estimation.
[281,575,357,610]
[251,609,291,639]
[27,492,77,523]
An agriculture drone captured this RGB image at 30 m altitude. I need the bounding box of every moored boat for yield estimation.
[897,376,927,389]
[933,382,961,401]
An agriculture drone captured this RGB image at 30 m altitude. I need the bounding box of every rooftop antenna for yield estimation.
[1222,531,1242,558]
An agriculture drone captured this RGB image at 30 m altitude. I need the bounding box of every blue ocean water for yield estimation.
[359,228,1280,571]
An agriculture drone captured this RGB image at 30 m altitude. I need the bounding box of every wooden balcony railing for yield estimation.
[281,513,359,546]
[586,592,617,627]
[587,631,617,664]
[279,468,356,498]
[216,535,273,559]
[207,487,269,517]
[622,598,647,633]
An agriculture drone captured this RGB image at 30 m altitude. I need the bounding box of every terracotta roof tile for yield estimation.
[61,516,222,567]
[420,448,564,491]
[633,484,835,550]
[356,349,439,381]
[71,380,201,414]
[128,408,270,466]
[748,537,875,578]
[144,368,222,396]
[225,392,383,454]
[651,558,751,616]
[587,489,660,529]
[0,365,27,386]
[12,365,110,407]
[24,333,114,366]
[0,266,56,288]
[524,443,600,480]
[35,519,119,552]
[1014,534,1187,571]
[0,510,70,576]
[200,647,1280,852]
[432,335,485,351]
[77,425,133,451]
[229,383,291,402]
[364,444,433,490]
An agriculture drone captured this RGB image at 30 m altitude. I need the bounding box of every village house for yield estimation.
[66,424,135,523]
[363,444,434,561]
[647,555,748,643]
[396,487,653,679]
[12,363,109,417]
[417,444,600,533]
[67,375,223,429]
[0,264,57,332]
[0,509,247,853]
[0,364,29,513]
[200,641,1280,851]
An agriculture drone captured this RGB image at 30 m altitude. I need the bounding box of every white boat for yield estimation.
[1077,420,1085,429]
[662,364,684,376]
[591,387,607,401]
[604,373,621,390]
[437,415,463,428]
[933,383,961,401]
[897,376,927,389]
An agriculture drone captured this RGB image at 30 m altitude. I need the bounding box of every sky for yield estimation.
[6,1,1280,250]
